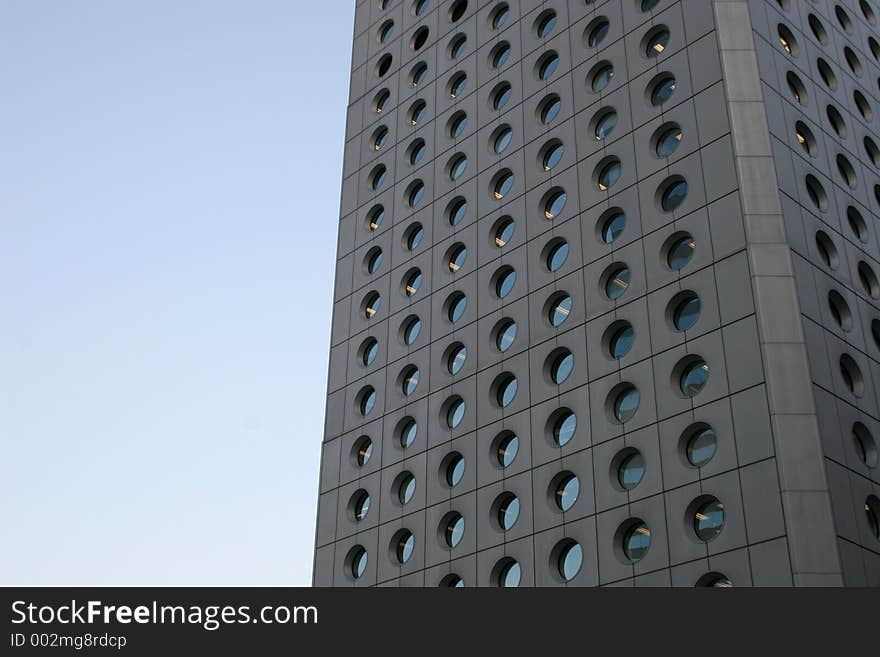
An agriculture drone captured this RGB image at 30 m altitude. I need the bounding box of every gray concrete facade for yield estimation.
[314,0,880,587]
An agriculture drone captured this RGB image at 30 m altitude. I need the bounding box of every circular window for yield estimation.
[496,492,520,530]
[551,408,577,447]
[408,99,427,125]
[392,529,415,564]
[852,422,878,468]
[490,41,511,69]
[815,231,838,270]
[548,293,573,328]
[360,337,379,367]
[442,512,465,548]
[371,125,389,151]
[357,386,376,416]
[365,247,383,275]
[644,26,670,57]
[593,107,618,141]
[543,187,567,219]
[537,51,560,80]
[669,290,701,331]
[596,157,622,191]
[495,319,517,352]
[446,291,468,322]
[845,47,863,77]
[494,372,518,408]
[693,497,725,541]
[865,138,880,168]
[650,73,677,105]
[590,62,614,92]
[685,425,717,467]
[553,472,580,511]
[606,321,635,359]
[407,138,427,165]
[556,540,583,582]
[660,177,688,212]
[449,0,467,22]
[603,263,631,300]
[400,365,420,396]
[795,121,816,157]
[402,268,422,297]
[495,431,519,468]
[490,2,510,30]
[827,105,846,138]
[621,520,651,562]
[859,262,879,298]
[401,315,421,346]
[448,71,467,98]
[599,209,626,243]
[373,88,391,113]
[840,353,864,397]
[370,164,387,190]
[786,71,807,105]
[367,204,384,232]
[862,0,877,24]
[378,20,394,44]
[411,25,429,51]
[448,112,468,139]
[396,471,417,505]
[545,238,569,272]
[679,358,710,397]
[397,416,418,449]
[641,0,660,11]
[446,342,467,375]
[354,435,373,467]
[837,154,857,189]
[654,123,683,157]
[539,93,562,124]
[449,33,467,59]
[363,291,381,320]
[447,153,468,182]
[809,14,827,43]
[778,24,797,55]
[491,81,513,110]
[445,396,466,429]
[406,179,425,208]
[447,197,467,227]
[616,449,646,490]
[491,124,513,154]
[540,140,564,171]
[549,349,574,385]
[376,53,393,78]
[350,489,371,522]
[611,384,640,423]
[586,17,610,48]
[495,558,521,587]
[492,169,515,199]
[443,452,465,487]
[666,233,696,270]
[836,5,853,33]
[493,266,516,299]
[347,545,368,579]
[493,216,515,247]
[816,57,837,91]
[409,61,428,87]
[829,290,853,332]
[867,495,880,540]
[535,9,557,38]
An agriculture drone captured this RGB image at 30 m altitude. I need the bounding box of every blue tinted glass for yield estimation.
[448,398,465,428]
[588,20,609,47]
[598,161,622,190]
[449,345,467,374]
[498,376,517,407]
[494,85,511,109]
[361,388,376,415]
[674,294,700,331]
[668,235,695,270]
[554,411,576,446]
[364,339,379,366]
[497,321,517,351]
[499,495,520,529]
[495,217,515,246]
[448,244,467,271]
[557,475,579,511]
[550,295,572,327]
[657,126,683,157]
[400,474,416,504]
[614,387,640,423]
[560,542,582,581]
[500,561,520,587]
[446,514,464,547]
[619,451,645,489]
[605,266,630,300]
[447,454,465,486]
[681,361,710,396]
[602,211,625,243]
[610,324,634,358]
[687,427,717,467]
[695,500,725,541]
[543,144,564,170]
[409,182,425,206]
[538,12,557,37]
[449,199,467,226]
[624,522,651,561]
[397,531,414,563]
[542,97,561,123]
[402,367,419,395]
[539,53,559,79]
[498,434,519,467]
[494,126,513,153]
[352,547,368,578]
[400,418,417,448]
[595,109,618,140]
[652,75,676,105]
[547,241,569,271]
[545,191,567,219]
[495,173,514,198]
[493,43,510,68]
[449,294,467,322]
[404,317,421,344]
[496,269,516,298]
[592,65,613,91]
[406,223,423,250]
[662,180,688,211]
[552,352,574,384]
[450,155,467,180]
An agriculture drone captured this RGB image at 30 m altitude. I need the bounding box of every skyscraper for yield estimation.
[314,0,880,587]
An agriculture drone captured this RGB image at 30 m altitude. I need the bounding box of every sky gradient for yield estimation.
[0,0,353,585]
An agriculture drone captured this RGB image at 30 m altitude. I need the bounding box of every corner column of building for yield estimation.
[711,0,842,586]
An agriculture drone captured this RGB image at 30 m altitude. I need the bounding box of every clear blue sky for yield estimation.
[0,0,353,585]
